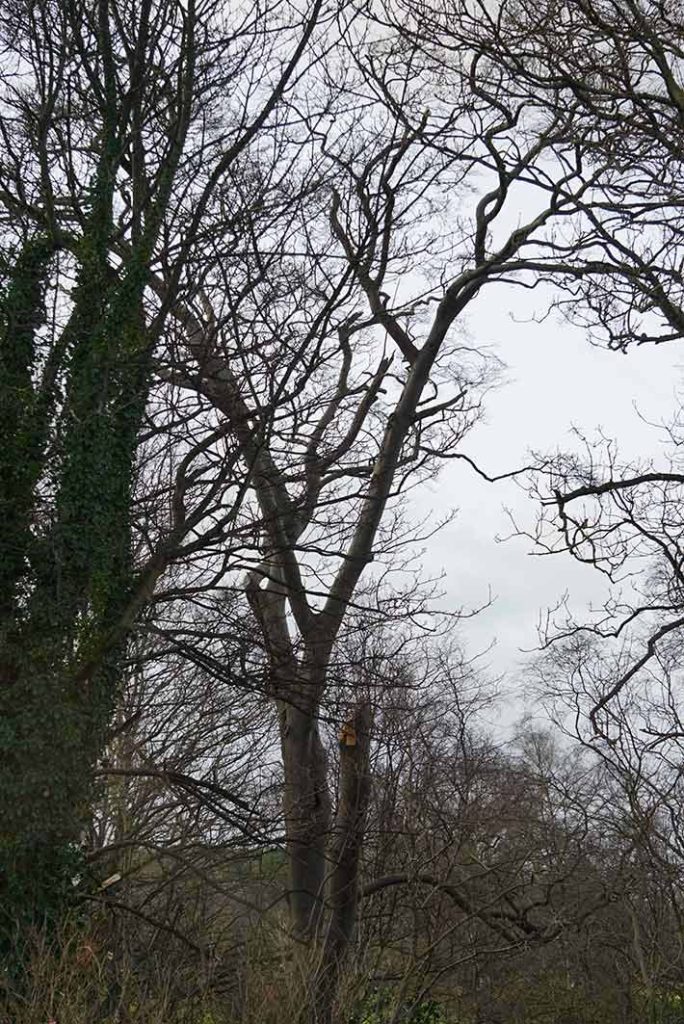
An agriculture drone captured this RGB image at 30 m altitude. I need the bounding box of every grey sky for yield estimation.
[418,284,684,702]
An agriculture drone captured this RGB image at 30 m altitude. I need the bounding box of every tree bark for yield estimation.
[280,686,333,941]
[309,701,373,1024]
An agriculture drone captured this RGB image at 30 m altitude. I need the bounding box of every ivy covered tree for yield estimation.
[0,0,326,946]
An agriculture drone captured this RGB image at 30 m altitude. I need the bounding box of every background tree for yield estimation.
[401,0,684,352]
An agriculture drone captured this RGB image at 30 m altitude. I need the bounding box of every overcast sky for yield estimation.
[416,282,684,718]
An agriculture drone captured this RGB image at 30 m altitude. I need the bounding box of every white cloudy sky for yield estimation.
[416,283,684,716]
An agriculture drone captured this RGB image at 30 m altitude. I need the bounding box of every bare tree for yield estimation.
[141,9,651,1014]
[403,0,684,352]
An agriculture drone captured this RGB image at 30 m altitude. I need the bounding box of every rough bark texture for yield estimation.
[280,691,333,940]
[310,701,373,1024]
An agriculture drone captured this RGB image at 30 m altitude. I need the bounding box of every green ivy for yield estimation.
[0,226,152,954]
[0,237,60,623]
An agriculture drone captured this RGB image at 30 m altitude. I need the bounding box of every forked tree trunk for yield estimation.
[277,663,373,1023]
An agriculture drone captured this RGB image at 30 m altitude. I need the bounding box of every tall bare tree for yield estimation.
[142,8,649,1016]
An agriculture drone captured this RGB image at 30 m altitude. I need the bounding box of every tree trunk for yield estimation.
[280,693,333,941]
[309,701,373,1024]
